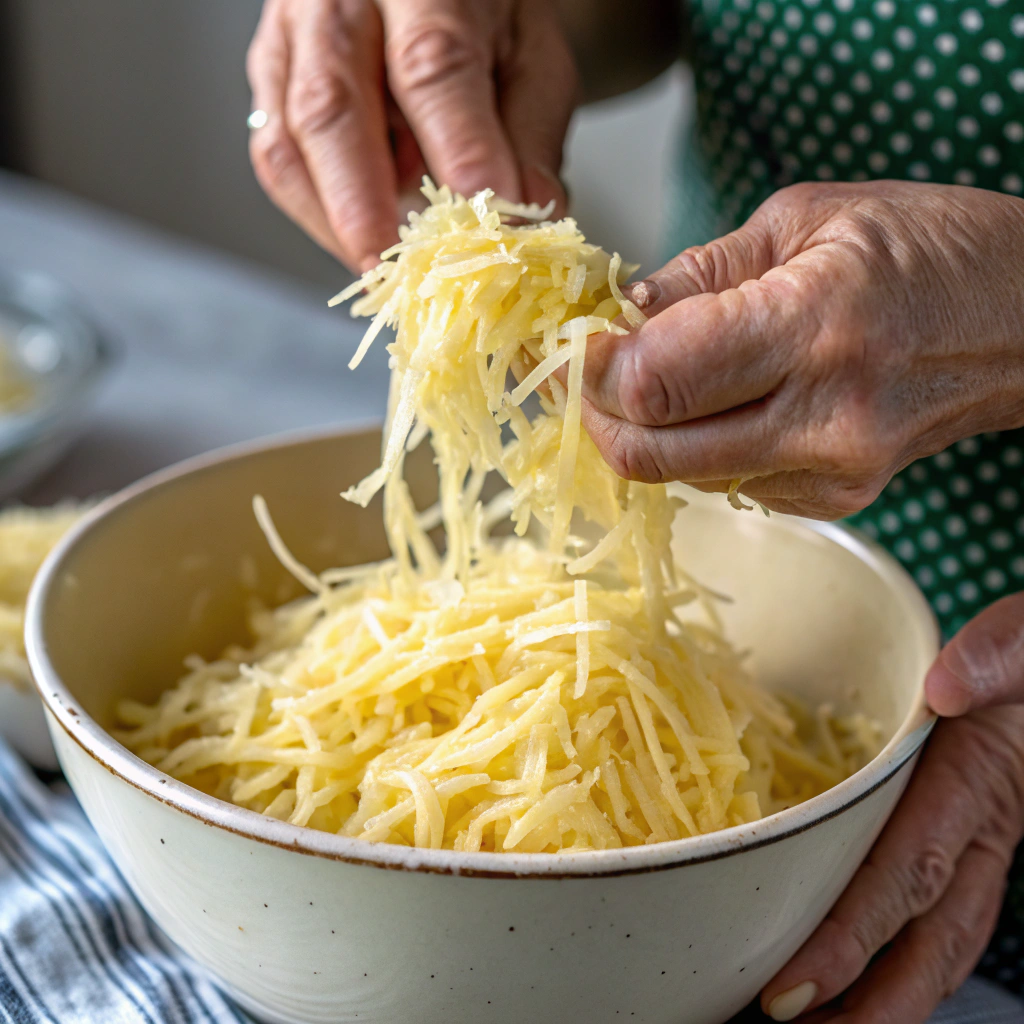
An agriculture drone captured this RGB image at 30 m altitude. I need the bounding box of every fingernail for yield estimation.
[627,279,661,310]
[768,981,818,1021]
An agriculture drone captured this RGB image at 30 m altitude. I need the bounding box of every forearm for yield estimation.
[555,0,683,103]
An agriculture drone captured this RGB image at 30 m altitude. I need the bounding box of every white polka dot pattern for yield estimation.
[851,434,1024,636]
[684,0,1024,240]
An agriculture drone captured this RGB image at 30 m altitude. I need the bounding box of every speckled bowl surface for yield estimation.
[27,427,939,1024]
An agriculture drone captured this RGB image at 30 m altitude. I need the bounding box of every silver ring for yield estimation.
[247,109,269,130]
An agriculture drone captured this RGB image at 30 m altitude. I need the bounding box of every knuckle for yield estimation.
[915,898,996,1004]
[815,429,892,516]
[674,235,755,293]
[587,417,630,479]
[244,42,263,85]
[618,348,688,427]
[843,909,890,965]
[954,718,1024,840]
[812,917,868,974]
[250,128,299,188]
[823,478,886,518]
[764,181,819,215]
[389,23,482,96]
[670,246,719,294]
[959,647,1011,707]
[288,70,356,136]
[899,844,957,916]
[591,419,665,485]
[438,140,503,191]
[620,444,667,485]
[934,919,979,988]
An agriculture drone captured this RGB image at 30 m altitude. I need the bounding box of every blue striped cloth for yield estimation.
[0,734,1021,1024]
[0,737,251,1024]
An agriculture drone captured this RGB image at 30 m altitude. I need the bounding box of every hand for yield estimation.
[579,181,1024,519]
[760,592,1024,1023]
[246,0,577,271]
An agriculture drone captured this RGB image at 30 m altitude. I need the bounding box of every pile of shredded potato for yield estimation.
[117,183,879,852]
[0,503,85,687]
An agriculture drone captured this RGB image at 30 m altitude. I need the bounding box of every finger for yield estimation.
[926,592,1024,716]
[498,0,577,214]
[387,97,428,196]
[581,393,808,491]
[246,2,342,258]
[285,0,399,271]
[624,217,778,319]
[582,258,813,428]
[762,723,984,1019]
[380,1,521,200]
[581,399,881,520]
[811,843,1007,1024]
[681,478,842,520]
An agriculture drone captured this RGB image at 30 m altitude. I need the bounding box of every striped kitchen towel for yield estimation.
[0,734,1021,1023]
[0,735,251,1024]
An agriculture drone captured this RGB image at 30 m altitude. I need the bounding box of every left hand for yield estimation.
[760,592,1024,1023]
[579,181,1024,519]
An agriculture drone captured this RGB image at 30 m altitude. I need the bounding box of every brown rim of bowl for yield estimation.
[26,424,941,880]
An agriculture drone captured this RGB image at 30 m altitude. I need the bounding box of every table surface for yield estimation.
[0,170,391,504]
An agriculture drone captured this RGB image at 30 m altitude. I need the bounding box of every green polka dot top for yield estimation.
[667,0,1024,993]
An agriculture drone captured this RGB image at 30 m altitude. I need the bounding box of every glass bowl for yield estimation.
[0,267,113,499]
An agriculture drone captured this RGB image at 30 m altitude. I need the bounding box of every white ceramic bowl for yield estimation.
[27,428,939,1024]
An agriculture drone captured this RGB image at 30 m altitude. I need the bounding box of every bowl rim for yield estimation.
[26,424,941,879]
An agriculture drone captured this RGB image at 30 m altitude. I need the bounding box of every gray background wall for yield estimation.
[6,0,690,291]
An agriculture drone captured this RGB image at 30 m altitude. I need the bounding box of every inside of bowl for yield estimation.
[37,431,934,751]
[673,486,935,741]
[39,430,429,726]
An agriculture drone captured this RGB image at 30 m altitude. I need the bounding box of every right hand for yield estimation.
[246,0,578,271]
[759,593,1024,1022]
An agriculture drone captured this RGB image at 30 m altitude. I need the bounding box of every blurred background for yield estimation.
[0,0,690,290]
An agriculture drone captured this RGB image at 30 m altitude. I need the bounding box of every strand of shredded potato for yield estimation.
[116,182,880,852]
[0,503,86,688]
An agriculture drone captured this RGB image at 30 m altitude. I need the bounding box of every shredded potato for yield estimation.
[117,182,880,852]
[0,503,86,687]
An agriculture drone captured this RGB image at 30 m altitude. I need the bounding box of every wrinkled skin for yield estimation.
[580,181,1024,521]
[762,593,1024,1022]
[246,0,577,270]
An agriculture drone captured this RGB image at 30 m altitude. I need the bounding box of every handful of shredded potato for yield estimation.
[117,183,880,852]
[0,503,86,688]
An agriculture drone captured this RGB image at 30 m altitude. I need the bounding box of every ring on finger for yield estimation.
[247,109,269,130]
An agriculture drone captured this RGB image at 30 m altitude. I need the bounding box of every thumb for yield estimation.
[925,592,1024,716]
[624,218,775,317]
[580,216,801,427]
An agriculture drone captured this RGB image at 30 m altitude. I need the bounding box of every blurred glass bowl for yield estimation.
[0,267,112,499]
